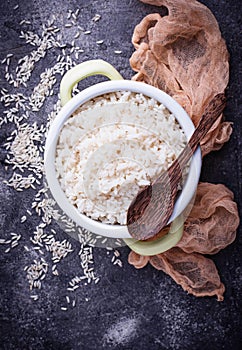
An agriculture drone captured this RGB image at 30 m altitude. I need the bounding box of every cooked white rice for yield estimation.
[55,91,187,225]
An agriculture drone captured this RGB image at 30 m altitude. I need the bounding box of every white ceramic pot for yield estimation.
[44,60,202,252]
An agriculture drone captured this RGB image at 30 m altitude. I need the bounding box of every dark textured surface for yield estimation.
[0,1,241,349]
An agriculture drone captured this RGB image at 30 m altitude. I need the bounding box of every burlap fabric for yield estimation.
[128,0,240,300]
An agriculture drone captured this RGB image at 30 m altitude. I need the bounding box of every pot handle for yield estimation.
[123,214,184,256]
[60,59,123,106]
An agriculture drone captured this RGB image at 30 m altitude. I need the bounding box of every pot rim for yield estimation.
[44,80,202,238]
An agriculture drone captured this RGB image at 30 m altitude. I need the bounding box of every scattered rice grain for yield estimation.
[92,14,101,22]
[21,215,27,223]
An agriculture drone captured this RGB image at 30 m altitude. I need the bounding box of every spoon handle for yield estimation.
[156,93,226,187]
[186,93,226,156]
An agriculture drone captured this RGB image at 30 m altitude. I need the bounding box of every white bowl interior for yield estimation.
[44,80,202,238]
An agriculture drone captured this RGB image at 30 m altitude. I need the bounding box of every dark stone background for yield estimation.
[0,1,241,349]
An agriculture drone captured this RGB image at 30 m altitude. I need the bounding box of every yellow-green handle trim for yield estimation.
[123,214,184,256]
[60,59,124,106]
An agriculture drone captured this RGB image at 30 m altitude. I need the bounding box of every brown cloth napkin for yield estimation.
[127,0,240,300]
[130,0,232,156]
[128,183,239,300]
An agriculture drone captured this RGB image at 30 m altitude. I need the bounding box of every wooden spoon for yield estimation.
[127,93,226,241]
